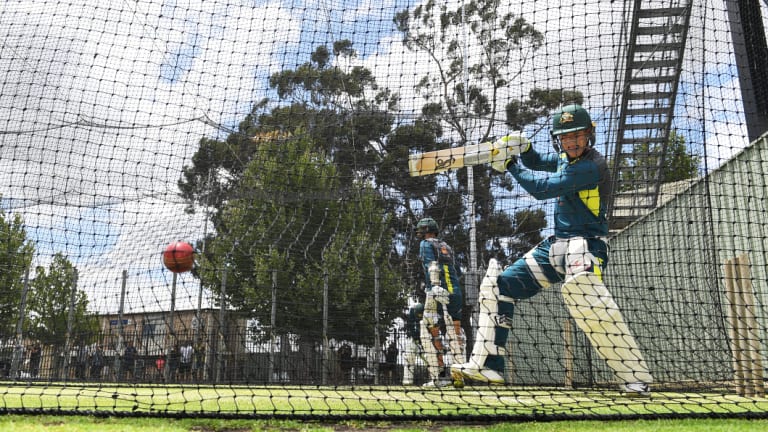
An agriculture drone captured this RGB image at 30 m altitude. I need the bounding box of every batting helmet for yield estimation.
[415,217,439,238]
[412,303,424,319]
[551,104,596,150]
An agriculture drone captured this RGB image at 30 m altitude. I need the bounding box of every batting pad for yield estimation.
[561,272,653,384]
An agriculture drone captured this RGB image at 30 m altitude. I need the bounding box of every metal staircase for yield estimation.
[609,0,693,231]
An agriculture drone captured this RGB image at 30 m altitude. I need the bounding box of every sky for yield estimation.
[0,0,763,314]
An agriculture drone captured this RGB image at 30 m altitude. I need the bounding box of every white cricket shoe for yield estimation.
[422,377,452,388]
[450,363,505,385]
[621,382,651,397]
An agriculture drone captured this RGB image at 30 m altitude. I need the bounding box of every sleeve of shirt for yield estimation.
[518,147,560,172]
[509,159,601,200]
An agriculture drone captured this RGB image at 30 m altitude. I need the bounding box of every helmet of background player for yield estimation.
[415,217,439,240]
[550,104,596,152]
[413,303,424,319]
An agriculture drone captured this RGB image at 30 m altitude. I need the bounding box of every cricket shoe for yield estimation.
[422,377,452,388]
[450,363,505,385]
[621,382,651,397]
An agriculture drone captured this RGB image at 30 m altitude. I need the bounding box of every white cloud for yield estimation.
[0,0,301,312]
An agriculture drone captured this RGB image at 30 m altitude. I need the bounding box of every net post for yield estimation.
[563,318,574,389]
[724,257,746,396]
[10,267,31,380]
[734,254,765,397]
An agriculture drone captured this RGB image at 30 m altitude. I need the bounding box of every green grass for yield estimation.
[0,416,767,431]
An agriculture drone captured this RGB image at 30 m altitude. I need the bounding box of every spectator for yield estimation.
[381,342,399,384]
[90,345,104,380]
[193,341,206,381]
[28,343,42,379]
[155,354,166,382]
[168,344,180,382]
[338,343,353,384]
[122,342,137,381]
[179,341,193,382]
[75,344,88,380]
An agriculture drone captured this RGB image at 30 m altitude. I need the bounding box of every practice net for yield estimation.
[1,0,768,421]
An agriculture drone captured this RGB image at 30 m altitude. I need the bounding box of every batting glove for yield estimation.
[489,132,530,173]
[429,285,450,305]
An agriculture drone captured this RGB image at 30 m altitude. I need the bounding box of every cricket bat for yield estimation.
[408,141,496,177]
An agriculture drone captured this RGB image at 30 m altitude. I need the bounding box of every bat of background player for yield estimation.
[408,133,528,177]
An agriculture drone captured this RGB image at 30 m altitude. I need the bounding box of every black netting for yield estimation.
[1,0,768,421]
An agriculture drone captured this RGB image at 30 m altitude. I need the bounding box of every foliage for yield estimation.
[394,0,544,142]
[26,253,99,347]
[197,133,404,345]
[0,211,34,339]
[392,0,561,289]
[180,42,403,345]
[616,130,700,191]
[179,41,397,217]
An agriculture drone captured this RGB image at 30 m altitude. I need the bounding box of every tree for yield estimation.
[392,0,556,279]
[179,42,404,345]
[616,130,700,191]
[26,253,98,348]
[179,41,397,219]
[197,132,404,346]
[394,0,544,145]
[0,211,34,340]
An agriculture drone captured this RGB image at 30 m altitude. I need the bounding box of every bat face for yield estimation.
[408,141,492,176]
[409,148,464,176]
[431,154,459,172]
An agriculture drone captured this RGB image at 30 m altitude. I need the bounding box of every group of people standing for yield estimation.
[21,342,104,380]
[149,341,198,382]
[403,105,652,396]
[22,339,203,382]
[122,340,202,382]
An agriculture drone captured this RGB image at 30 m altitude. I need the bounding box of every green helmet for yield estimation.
[551,104,593,136]
[412,303,424,318]
[551,104,596,151]
[415,217,439,237]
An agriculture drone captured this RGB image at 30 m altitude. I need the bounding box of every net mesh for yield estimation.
[0,0,767,421]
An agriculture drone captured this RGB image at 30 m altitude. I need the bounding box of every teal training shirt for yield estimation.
[419,238,462,292]
[509,147,611,238]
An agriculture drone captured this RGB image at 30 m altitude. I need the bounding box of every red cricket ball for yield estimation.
[162,241,195,273]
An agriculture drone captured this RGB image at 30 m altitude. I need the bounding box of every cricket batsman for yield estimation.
[451,104,653,396]
[402,302,424,385]
[415,217,466,388]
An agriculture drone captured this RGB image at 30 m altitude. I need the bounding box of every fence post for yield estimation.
[114,270,127,381]
[215,267,227,383]
[10,267,30,380]
[374,261,380,385]
[725,257,746,394]
[735,254,765,396]
[269,268,277,384]
[61,269,78,381]
[322,270,329,386]
[164,272,178,382]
